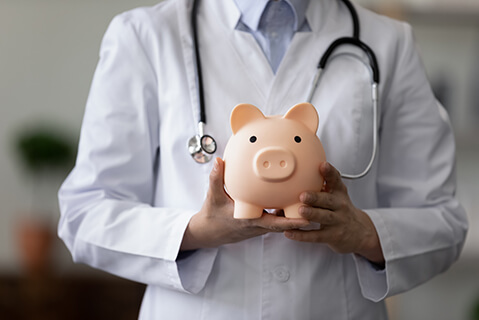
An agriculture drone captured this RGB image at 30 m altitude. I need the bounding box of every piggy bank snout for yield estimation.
[253,147,296,182]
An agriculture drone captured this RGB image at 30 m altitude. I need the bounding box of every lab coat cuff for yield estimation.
[353,254,388,302]
[353,209,392,302]
[163,209,198,261]
[165,212,219,294]
[176,248,219,293]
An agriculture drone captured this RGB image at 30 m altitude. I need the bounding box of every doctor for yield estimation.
[58,0,468,319]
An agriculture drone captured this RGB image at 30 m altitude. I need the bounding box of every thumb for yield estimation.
[207,157,228,202]
[320,162,344,192]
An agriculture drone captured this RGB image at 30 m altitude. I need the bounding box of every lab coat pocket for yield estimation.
[313,53,375,178]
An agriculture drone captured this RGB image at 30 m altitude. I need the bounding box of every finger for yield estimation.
[300,191,340,210]
[299,206,336,225]
[284,229,330,243]
[256,214,310,232]
[207,158,229,203]
[319,162,344,193]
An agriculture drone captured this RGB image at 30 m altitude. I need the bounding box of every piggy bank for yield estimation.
[223,102,326,219]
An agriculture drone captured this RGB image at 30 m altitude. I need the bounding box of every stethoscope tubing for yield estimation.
[192,0,207,125]
[189,0,380,179]
[307,50,379,180]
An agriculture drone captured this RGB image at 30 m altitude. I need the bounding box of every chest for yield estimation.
[153,1,380,208]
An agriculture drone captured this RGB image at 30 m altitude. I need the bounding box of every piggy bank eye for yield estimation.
[294,136,302,143]
[249,136,257,143]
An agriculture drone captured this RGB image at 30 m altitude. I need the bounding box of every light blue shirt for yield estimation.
[234,0,311,73]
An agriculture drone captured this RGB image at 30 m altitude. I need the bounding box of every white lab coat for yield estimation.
[58,0,468,319]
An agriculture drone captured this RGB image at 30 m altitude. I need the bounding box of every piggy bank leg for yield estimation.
[234,201,263,219]
[284,203,303,219]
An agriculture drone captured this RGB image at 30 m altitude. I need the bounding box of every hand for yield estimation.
[284,162,385,265]
[181,158,310,251]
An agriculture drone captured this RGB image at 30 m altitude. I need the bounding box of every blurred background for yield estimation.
[0,0,478,319]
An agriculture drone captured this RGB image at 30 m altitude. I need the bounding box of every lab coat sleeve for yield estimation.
[353,22,468,302]
[58,13,218,294]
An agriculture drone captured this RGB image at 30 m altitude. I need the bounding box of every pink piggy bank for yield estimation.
[223,102,326,219]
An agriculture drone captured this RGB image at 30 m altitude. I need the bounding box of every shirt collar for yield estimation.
[233,0,310,32]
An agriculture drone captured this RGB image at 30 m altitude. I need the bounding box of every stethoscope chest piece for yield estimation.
[188,122,217,164]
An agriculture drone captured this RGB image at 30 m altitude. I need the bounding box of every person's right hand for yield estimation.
[180,158,310,251]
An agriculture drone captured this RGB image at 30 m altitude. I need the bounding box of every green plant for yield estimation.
[472,295,479,320]
[13,125,76,217]
[14,126,75,175]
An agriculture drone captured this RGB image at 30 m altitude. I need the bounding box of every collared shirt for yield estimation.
[234,0,310,32]
[234,0,311,72]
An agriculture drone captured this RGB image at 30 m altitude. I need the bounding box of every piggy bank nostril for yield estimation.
[253,147,296,181]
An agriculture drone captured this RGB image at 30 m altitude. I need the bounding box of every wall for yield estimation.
[0,0,159,272]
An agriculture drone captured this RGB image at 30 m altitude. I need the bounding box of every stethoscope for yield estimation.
[188,0,380,180]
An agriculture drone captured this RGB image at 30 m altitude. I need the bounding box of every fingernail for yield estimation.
[300,193,311,203]
[299,206,310,218]
[213,158,220,171]
[320,161,330,173]
[284,231,294,239]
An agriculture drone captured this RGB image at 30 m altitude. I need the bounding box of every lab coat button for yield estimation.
[273,266,290,282]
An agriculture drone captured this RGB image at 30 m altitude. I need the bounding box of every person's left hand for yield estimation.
[284,162,385,265]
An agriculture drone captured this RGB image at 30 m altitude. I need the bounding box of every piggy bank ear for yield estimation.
[230,103,265,134]
[283,102,319,133]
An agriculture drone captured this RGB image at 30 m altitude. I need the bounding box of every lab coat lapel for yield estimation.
[206,0,273,104]
[267,0,348,118]
[229,30,275,100]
